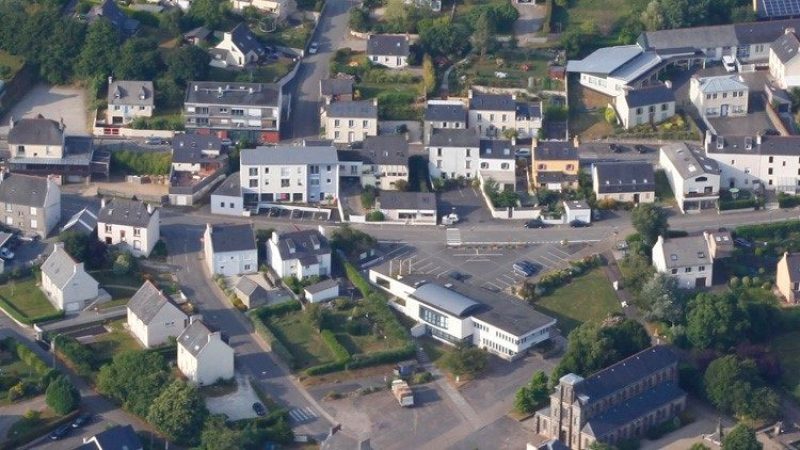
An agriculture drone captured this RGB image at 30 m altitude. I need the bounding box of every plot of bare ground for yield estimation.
[0,83,89,135]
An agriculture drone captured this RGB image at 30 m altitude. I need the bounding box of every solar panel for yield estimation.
[762,0,800,18]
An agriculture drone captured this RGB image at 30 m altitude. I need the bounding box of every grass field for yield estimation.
[552,0,645,39]
[533,268,621,334]
[327,310,404,355]
[0,278,58,321]
[268,311,336,369]
[86,320,141,365]
[89,270,143,288]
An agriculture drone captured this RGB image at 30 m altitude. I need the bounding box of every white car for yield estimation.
[0,248,15,260]
[722,55,736,72]
[308,42,319,54]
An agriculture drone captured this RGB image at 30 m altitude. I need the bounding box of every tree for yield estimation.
[631,203,668,246]
[38,18,86,84]
[348,7,369,33]
[604,106,617,124]
[686,292,748,350]
[723,424,762,450]
[440,345,488,377]
[198,415,253,450]
[383,0,412,33]
[640,0,664,31]
[112,251,135,276]
[148,380,208,445]
[116,37,161,81]
[45,376,80,415]
[689,445,711,450]
[704,355,780,422]
[331,226,377,260]
[76,19,120,79]
[514,371,549,414]
[472,12,493,57]
[189,0,227,28]
[97,351,170,417]
[418,17,470,57]
[639,273,684,325]
[422,53,435,96]
[165,45,210,84]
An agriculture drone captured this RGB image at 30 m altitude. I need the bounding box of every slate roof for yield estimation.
[324,100,378,119]
[622,85,675,108]
[781,253,800,283]
[660,143,720,179]
[185,82,280,107]
[241,146,338,165]
[61,207,98,235]
[304,278,339,294]
[212,173,241,197]
[428,129,480,148]
[7,116,64,146]
[234,276,260,296]
[98,198,156,228]
[425,102,467,122]
[583,382,685,438]
[88,0,139,34]
[41,245,87,290]
[565,45,646,75]
[227,23,266,56]
[208,223,256,253]
[128,281,181,325]
[593,162,655,194]
[640,24,737,52]
[469,93,515,111]
[735,18,800,44]
[0,173,51,208]
[184,26,212,41]
[178,319,217,357]
[367,34,409,56]
[86,424,143,450]
[108,81,154,107]
[655,234,711,269]
[706,134,800,155]
[378,191,437,211]
[479,140,515,160]
[516,102,541,120]
[693,75,748,94]
[534,141,577,161]
[320,78,354,97]
[274,229,331,262]
[359,135,409,165]
[172,134,224,157]
[773,31,800,64]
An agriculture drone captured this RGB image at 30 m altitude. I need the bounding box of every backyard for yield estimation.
[0,277,60,324]
[207,59,296,85]
[533,268,621,334]
[451,50,562,94]
[85,320,142,366]
[267,310,337,369]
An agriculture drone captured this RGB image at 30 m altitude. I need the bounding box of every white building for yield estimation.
[592,161,656,204]
[659,143,721,213]
[230,0,295,20]
[427,129,481,180]
[567,44,665,97]
[304,279,339,303]
[97,197,160,257]
[209,23,266,68]
[266,229,331,279]
[177,318,235,385]
[370,272,556,361]
[704,132,800,191]
[366,34,410,69]
[0,172,61,238]
[338,135,409,190]
[203,223,257,276]
[652,235,714,288]
[614,85,676,129]
[689,75,749,118]
[106,79,154,125]
[127,280,188,348]
[564,200,591,224]
[321,99,379,144]
[468,90,542,140]
[240,145,339,209]
[210,173,244,216]
[376,191,437,225]
[40,244,99,312]
[769,29,800,89]
[424,100,467,143]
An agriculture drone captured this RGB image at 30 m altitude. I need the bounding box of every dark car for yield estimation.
[448,271,468,281]
[569,220,591,228]
[635,144,647,153]
[252,402,266,416]
[524,219,548,229]
[50,424,71,440]
[610,143,623,153]
[513,261,537,277]
[71,413,92,429]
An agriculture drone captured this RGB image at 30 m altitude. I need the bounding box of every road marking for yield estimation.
[465,258,491,262]
[548,246,573,257]
[537,254,561,265]
[483,282,503,290]
[501,274,517,283]
[546,251,569,262]
[415,262,437,272]
[437,269,451,277]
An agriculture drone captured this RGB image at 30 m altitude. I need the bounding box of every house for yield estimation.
[127,280,188,348]
[592,162,655,204]
[183,26,212,46]
[234,275,268,308]
[478,139,517,192]
[566,44,665,97]
[564,200,591,224]
[97,197,160,257]
[321,99,379,144]
[659,143,721,213]
[210,23,266,68]
[534,346,686,449]
[169,134,228,206]
[345,135,409,190]
[267,229,331,279]
[210,173,244,216]
[769,29,800,89]
[689,75,749,118]
[652,235,714,288]
[230,0,295,20]
[304,279,339,303]
[61,207,98,236]
[703,132,800,191]
[184,82,282,144]
[370,272,557,361]
[427,128,481,180]
[77,425,143,450]
[87,0,139,36]
[424,100,468,143]
[704,229,734,259]
[777,252,800,303]
[0,172,61,238]
[204,223,257,276]
[376,191,437,225]
[177,318,235,385]
[320,78,354,103]
[366,34,410,69]
[40,244,99,313]
[106,79,154,126]
[531,140,579,191]
[240,145,339,208]
[468,90,542,139]
[614,85,676,129]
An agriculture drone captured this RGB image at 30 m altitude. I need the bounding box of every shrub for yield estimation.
[365,211,384,222]
[45,376,80,415]
[320,330,350,363]
[110,150,172,175]
[16,343,50,376]
[729,276,740,288]
[413,371,433,384]
[8,382,27,401]
[54,336,95,376]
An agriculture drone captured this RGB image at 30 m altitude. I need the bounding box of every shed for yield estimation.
[303,279,339,303]
[563,200,591,223]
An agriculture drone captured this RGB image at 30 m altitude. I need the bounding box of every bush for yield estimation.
[365,210,385,222]
[0,294,63,325]
[346,343,416,370]
[110,150,172,175]
[778,192,800,208]
[413,371,433,384]
[440,346,488,377]
[16,343,50,376]
[719,198,758,211]
[736,219,800,240]
[112,251,136,275]
[54,336,95,376]
[45,376,80,415]
[320,330,350,362]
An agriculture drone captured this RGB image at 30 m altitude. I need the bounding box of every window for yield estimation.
[249,167,258,176]
[436,160,442,168]
[648,105,655,113]
[636,108,643,115]
[309,165,319,174]
[133,228,141,237]
[437,148,442,157]
[538,164,546,170]
[706,94,711,100]
[769,156,774,163]
[327,165,332,171]
[722,92,727,99]
[501,163,510,170]
[219,108,228,114]
[466,160,471,169]
[419,305,448,329]
[249,179,258,188]
[685,267,692,273]
[3,204,10,213]
[281,179,290,187]
[362,120,368,128]
[105,224,112,233]
[348,120,354,128]
[480,162,489,169]
[220,202,225,208]
[334,119,340,127]
[566,164,574,171]
[661,103,668,111]
[712,93,718,99]
[466,149,471,157]
[671,269,678,274]
[768,168,773,175]
[30,219,37,229]
[231,109,244,116]
[698,265,705,271]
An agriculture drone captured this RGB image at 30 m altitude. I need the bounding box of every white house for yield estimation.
[304,279,339,303]
[377,191,437,225]
[341,135,409,190]
[127,280,188,348]
[321,99,379,144]
[0,172,61,238]
[614,84,676,129]
[563,200,591,224]
[566,44,665,97]
[209,23,266,68]
[230,0,295,20]
[468,90,542,140]
[689,75,749,118]
[267,229,331,279]
[769,28,800,89]
[427,128,481,180]
[106,78,154,125]
[592,161,656,204]
[203,223,257,276]
[366,34,410,69]
[703,132,800,191]
[97,197,160,257]
[40,244,99,313]
[370,272,556,361]
[177,318,235,385]
[652,235,714,288]
[210,173,244,216]
[424,100,467,143]
[659,143,721,213]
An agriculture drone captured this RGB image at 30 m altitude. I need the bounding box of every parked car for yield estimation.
[448,271,468,281]
[308,42,319,54]
[513,261,537,277]
[71,414,92,429]
[144,137,166,145]
[733,238,752,248]
[0,247,14,259]
[722,55,736,72]
[50,424,71,440]
[635,144,647,153]
[252,402,266,416]
[524,219,548,229]
[610,143,623,153]
[569,219,591,228]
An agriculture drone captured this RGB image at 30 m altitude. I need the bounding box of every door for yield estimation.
[348,131,355,142]
[720,104,729,116]
[633,193,640,204]
[695,277,707,288]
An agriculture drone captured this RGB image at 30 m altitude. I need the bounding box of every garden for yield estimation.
[450,49,564,94]
[0,275,62,326]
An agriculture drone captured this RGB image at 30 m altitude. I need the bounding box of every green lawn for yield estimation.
[533,268,621,335]
[89,270,143,288]
[86,320,141,365]
[327,310,405,356]
[552,0,645,40]
[0,278,58,322]
[456,51,560,93]
[207,60,295,84]
[772,331,800,400]
[655,169,675,205]
[267,312,336,369]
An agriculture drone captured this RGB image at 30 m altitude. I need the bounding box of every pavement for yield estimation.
[513,2,547,46]
[204,376,261,421]
[0,84,89,136]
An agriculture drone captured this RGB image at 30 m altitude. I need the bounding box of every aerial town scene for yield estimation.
[4,0,800,449]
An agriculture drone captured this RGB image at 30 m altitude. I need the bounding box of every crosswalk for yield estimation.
[288,407,317,424]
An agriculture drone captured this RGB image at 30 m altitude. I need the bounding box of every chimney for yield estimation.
[704,129,712,147]
[511,92,517,101]
[189,314,202,325]
[468,89,474,99]
[656,235,665,246]
[511,136,516,146]
[664,80,672,89]
[108,76,113,85]
[372,98,377,106]
[787,27,796,35]
[531,137,538,150]
[573,134,580,148]
[206,223,212,236]
[194,84,198,92]
[8,116,13,129]
[100,197,107,209]
[147,203,154,215]
[756,133,762,145]
[271,230,280,244]
[248,87,254,94]
[0,170,6,183]
[59,117,65,131]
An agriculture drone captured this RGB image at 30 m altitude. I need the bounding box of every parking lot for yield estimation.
[0,83,89,135]
[437,186,494,225]
[260,206,332,222]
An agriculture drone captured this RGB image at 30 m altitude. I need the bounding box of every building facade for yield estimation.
[366,34,410,69]
[40,244,99,312]
[177,318,235,385]
[321,99,379,144]
[424,100,468,143]
[704,132,800,192]
[0,172,61,238]
[106,79,154,125]
[769,29,800,89]
[777,252,800,303]
[97,198,160,257]
[468,90,541,139]
[266,229,331,279]
[127,281,188,348]
[427,129,481,180]
[614,85,676,129]
[689,75,749,118]
[376,191,437,225]
[169,134,228,206]
[652,235,714,288]
[532,141,579,191]
[659,143,720,213]
[209,23,266,68]
[203,223,258,276]
[592,162,655,204]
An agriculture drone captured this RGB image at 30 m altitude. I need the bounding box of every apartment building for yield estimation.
[689,75,749,118]
[468,90,541,139]
[344,134,410,190]
[106,79,154,125]
[652,235,714,288]
[426,129,481,180]
[321,99,379,144]
[97,198,160,257]
[479,139,517,192]
[704,132,800,191]
[659,143,720,213]
[531,140,579,191]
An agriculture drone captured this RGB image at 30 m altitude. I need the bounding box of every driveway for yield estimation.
[0,84,89,136]
[513,2,547,46]
[205,377,261,421]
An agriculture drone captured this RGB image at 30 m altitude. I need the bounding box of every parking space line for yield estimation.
[415,262,437,272]
[464,258,491,262]
[484,281,506,290]
[546,251,570,262]
[548,246,573,257]
[500,274,517,283]
[537,254,561,265]
[437,269,451,278]
[422,266,442,275]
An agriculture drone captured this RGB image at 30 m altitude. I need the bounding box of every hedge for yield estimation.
[736,219,800,240]
[779,193,800,208]
[254,300,302,320]
[304,360,348,376]
[320,330,350,362]
[0,409,79,450]
[53,336,95,376]
[345,343,416,370]
[0,294,63,325]
[344,261,372,298]
[248,310,297,370]
[719,198,758,211]
[16,343,50,376]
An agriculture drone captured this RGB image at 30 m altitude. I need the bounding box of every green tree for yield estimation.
[422,53,436,96]
[604,106,617,124]
[631,203,668,246]
[440,345,488,377]
[723,424,762,450]
[198,415,252,450]
[686,292,748,350]
[189,0,227,28]
[689,444,711,450]
[331,226,377,260]
[38,18,86,84]
[471,12,494,57]
[76,19,120,79]
[45,376,80,415]
[348,7,369,32]
[383,0,411,33]
[514,371,549,414]
[418,17,470,57]
[112,251,135,276]
[639,273,684,325]
[116,37,161,81]
[165,45,210,84]
[147,380,208,445]
[97,351,170,417]
[704,355,780,422]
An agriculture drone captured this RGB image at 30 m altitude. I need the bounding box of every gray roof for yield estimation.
[7,116,64,146]
[227,23,266,57]
[593,162,655,194]
[241,146,338,165]
[565,45,644,75]
[128,281,182,325]
[208,223,256,253]
[274,229,331,261]
[367,34,409,56]
[564,200,589,210]
[655,235,711,269]
[536,440,570,450]
[320,78,354,96]
[212,173,241,197]
[469,93,515,111]
[185,82,279,107]
[324,100,378,119]
[640,24,737,52]
[773,31,800,64]
[234,276,262,297]
[88,0,139,33]
[304,278,339,294]
[61,207,98,235]
[735,18,800,44]
[660,143,719,179]
[108,81,154,107]
[425,103,467,122]
[428,129,480,148]
[378,191,436,211]
[0,173,51,207]
[359,135,409,165]
[706,134,800,155]
[0,232,11,249]
[411,282,481,317]
[782,253,800,283]
[98,198,157,228]
[584,382,685,438]
[87,424,143,450]
[172,134,223,157]
[534,141,577,160]
[516,102,541,120]
[622,85,675,108]
[692,75,748,94]
[184,26,212,40]
[479,140,515,160]
[178,319,218,357]
[41,245,87,290]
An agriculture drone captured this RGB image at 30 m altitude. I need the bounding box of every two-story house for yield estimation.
[769,28,800,89]
[240,145,339,209]
[346,134,409,190]
[423,100,468,144]
[203,223,257,276]
[777,252,800,303]
[97,197,160,257]
[177,318,235,385]
[321,99,378,144]
[690,74,749,118]
[106,79,154,125]
[614,84,676,129]
[209,23,266,68]
[592,161,655,204]
[652,234,714,288]
[366,34,410,69]
[703,132,800,191]
[210,173,244,216]
[184,82,282,144]
[0,172,61,238]
[659,143,720,213]
[427,128,481,180]
[531,140,579,191]
[169,134,228,206]
[267,229,331,279]
[40,244,99,313]
[127,280,188,348]
[478,139,517,192]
